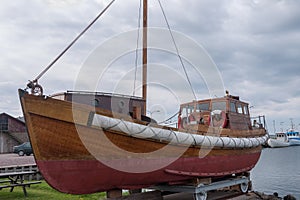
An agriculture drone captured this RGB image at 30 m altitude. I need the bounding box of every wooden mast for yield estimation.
[142,0,148,114]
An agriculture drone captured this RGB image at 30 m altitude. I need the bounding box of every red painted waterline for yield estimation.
[37,152,260,194]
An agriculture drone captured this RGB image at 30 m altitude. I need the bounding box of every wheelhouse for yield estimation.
[178,95,252,130]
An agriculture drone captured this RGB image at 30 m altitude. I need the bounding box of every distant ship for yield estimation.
[19,0,268,195]
[267,119,300,148]
[267,132,290,148]
[286,129,300,146]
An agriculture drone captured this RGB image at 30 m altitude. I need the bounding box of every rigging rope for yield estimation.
[32,0,116,83]
[158,111,179,125]
[133,0,143,96]
[157,0,197,100]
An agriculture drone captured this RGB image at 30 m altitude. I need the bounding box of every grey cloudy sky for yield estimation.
[1,0,299,132]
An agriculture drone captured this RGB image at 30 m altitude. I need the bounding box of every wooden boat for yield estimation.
[19,0,268,195]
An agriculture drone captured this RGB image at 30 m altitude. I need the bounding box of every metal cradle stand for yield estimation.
[150,176,250,200]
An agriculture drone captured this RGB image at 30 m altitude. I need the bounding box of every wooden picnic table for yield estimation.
[0,171,41,196]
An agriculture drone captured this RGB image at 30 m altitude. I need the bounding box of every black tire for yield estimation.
[18,150,24,156]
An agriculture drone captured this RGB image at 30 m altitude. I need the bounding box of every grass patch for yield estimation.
[0,180,106,200]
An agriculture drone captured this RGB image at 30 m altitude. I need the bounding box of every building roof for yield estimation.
[0,112,25,124]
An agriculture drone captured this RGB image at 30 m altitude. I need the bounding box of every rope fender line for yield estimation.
[92,113,268,148]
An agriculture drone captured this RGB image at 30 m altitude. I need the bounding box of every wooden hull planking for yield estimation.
[19,90,262,194]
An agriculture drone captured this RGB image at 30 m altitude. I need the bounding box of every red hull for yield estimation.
[38,152,260,194]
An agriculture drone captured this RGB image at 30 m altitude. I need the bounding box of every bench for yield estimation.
[0,180,11,184]
[0,171,41,196]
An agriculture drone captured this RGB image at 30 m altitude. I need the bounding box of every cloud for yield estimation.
[0,0,299,131]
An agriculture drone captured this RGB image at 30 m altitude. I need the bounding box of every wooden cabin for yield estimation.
[178,95,254,132]
[51,91,150,122]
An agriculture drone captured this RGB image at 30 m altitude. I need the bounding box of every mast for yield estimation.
[142,0,148,114]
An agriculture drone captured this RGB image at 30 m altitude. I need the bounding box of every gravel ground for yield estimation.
[0,153,36,167]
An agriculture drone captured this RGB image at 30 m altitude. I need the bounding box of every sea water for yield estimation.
[251,145,300,198]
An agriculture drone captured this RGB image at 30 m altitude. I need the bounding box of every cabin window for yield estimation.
[237,104,243,114]
[196,103,210,112]
[25,142,31,148]
[211,101,226,111]
[181,105,194,117]
[243,105,249,115]
[230,102,236,112]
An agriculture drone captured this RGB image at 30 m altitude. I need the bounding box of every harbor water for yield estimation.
[251,145,300,199]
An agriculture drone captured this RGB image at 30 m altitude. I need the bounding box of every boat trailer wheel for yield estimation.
[194,191,207,200]
[239,181,249,193]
